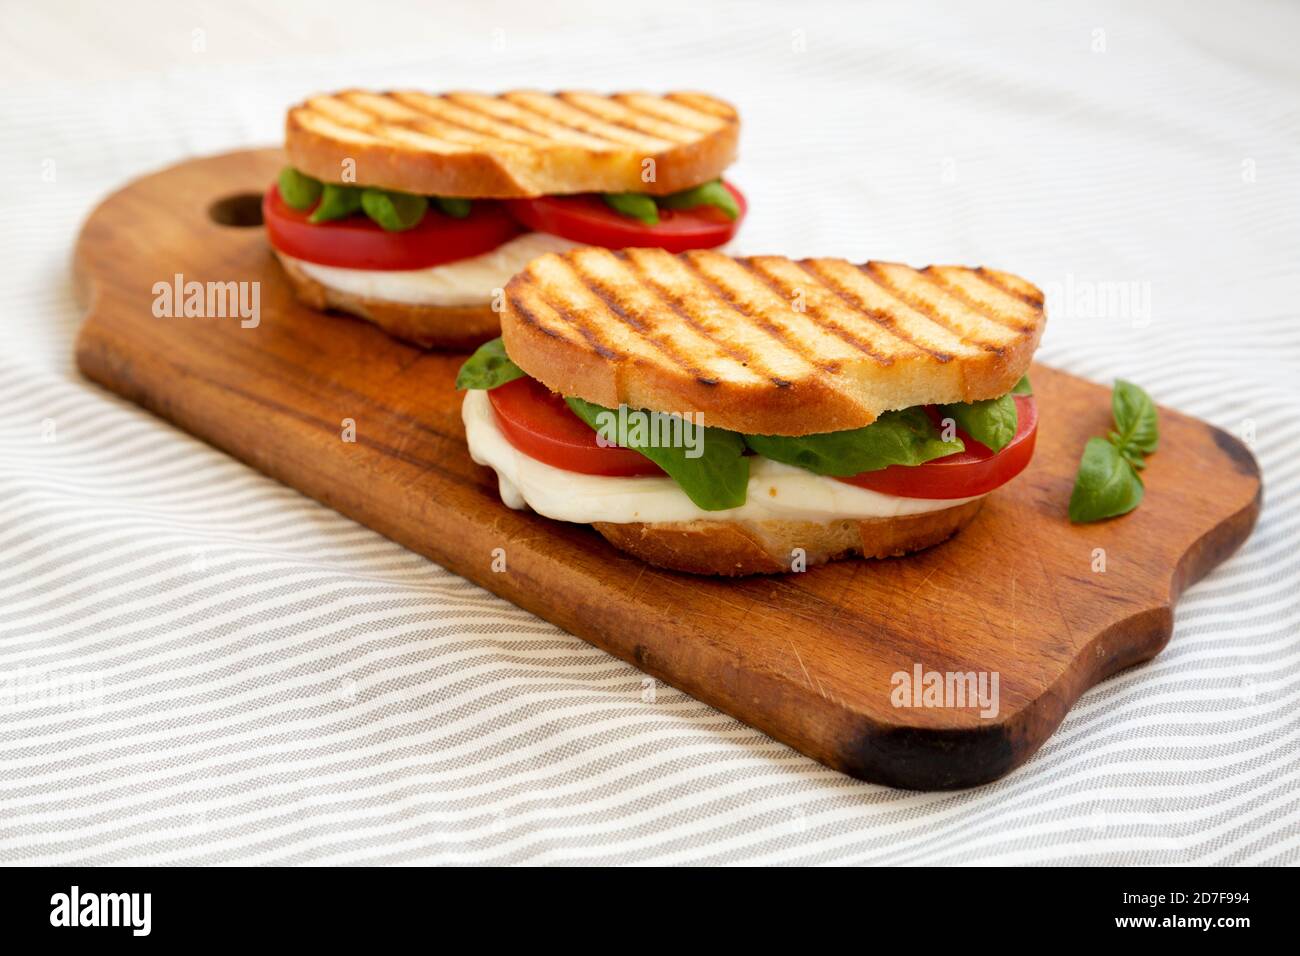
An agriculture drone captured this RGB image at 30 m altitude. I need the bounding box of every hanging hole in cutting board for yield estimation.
[208,193,263,227]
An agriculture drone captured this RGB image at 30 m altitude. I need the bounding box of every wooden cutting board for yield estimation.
[72,149,1262,789]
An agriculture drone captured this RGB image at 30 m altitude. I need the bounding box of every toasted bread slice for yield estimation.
[285,89,739,199]
[592,499,983,575]
[276,253,499,350]
[501,248,1044,435]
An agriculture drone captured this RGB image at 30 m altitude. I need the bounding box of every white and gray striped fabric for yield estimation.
[1,0,1297,865]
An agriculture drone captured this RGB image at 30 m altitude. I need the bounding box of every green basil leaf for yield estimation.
[455,337,525,391]
[1011,374,1033,395]
[434,197,472,219]
[658,179,739,220]
[360,188,428,231]
[744,407,964,477]
[1111,379,1158,457]
[1110,435,1148,469]
[278,167,322,210]
[309,184,363,223]
[565,397,749,511]
[938,393,1018,452]
[1068,437,1144,522]
[602,192,659,225]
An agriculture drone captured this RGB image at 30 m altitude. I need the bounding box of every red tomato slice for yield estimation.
[488,377,664,477]
[502,181,747,252]
[263,185,523,271]
[838,395,1038,499]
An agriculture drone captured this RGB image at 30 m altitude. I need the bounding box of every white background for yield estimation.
[0,0,1296,864]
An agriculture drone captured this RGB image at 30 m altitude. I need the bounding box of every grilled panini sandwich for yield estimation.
[265,89,745,349]
[458,248,1045,576]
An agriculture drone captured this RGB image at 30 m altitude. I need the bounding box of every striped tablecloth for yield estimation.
[1,0,1296,864]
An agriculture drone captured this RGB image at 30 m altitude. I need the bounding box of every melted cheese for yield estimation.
[462,390,981,524]
[282,233,579,307]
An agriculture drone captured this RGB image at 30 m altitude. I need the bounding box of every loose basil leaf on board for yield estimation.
[744,407,964,477]
[1068,437,1144,523]
[1011,374,1033,395]
[1067,379,1159,522]
[309,184,363,223]
[1109,379,1158,457]
[361,189,428,231]
[938,393,1019,452]
[278,167,322,210]
[658,179,739,220]
[434,197,472,219]
[602,192,660,225]
[455,337,526,391]
[565,397,750,512]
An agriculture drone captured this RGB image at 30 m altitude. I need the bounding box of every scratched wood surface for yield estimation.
[71,149,1262,788]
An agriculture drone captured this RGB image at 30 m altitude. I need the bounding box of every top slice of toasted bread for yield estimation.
[285,89,739,199]
[501,248,1045,436]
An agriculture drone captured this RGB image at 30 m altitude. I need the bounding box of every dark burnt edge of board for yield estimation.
[839,425,1262,791]
[1175,425,1263,594]
[841,603,1172,791]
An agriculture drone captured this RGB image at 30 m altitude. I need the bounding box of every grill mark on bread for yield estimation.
[918,267,1032,333]
[621,93,733,130]
[613,251,764,377]
[862,263,1006,355]
[732,258,895,366]
[526,284,623,360]
[336,92,410,120]
[665,92,737,121]
[797,260,952,363]
[546,93,691,145]
[502,93,671,151]
[556,92,702,145]
[386,93,546,147]
[289,112,385,146]
[672,255,833,380]
[976,267,1044,307]
[305,93,527,150]
[943,268,1042,331]
[441,92,620,148]
[565,257,715,382]
[337,96,511,150]
[506,295,562,338]
[445,92,627,150]
[303,96,441,147]
[527,96,663,146]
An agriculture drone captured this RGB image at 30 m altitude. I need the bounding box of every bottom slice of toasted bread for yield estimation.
[592,499,983,576]
[276,253,499,350]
